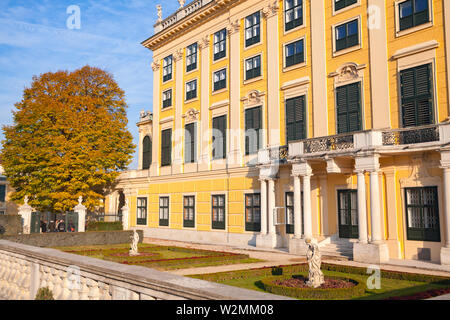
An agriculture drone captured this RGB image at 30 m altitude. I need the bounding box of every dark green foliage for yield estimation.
[35,287,54,300]
[86,221,123,232]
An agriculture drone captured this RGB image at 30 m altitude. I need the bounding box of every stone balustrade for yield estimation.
[0,240,291,300]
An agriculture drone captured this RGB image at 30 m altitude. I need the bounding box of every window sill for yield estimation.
[396,22,433,38]
[161,106,173,112]
[244,76,263,85]
[333,44,362,58]
[185,67,198,76]
[213,55,228,64]
[184,98,199,104]
[244,41,263,51]
[284,23,306,36]
[283,62,306,73]
[212,88,228,95]
[332,2,361,16]
[162,78,173,85]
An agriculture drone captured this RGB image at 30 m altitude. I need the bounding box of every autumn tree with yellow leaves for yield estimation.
[1,66,135,212]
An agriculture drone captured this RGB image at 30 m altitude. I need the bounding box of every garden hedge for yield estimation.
[260,275,365,300]
[86,221,123,232]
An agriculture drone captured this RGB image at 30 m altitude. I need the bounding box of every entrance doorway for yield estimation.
[337,189,359,239]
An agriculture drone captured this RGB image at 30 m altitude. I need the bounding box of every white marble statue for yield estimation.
[156,5,162,22]
[178,0,185,8]
[306,240,325,288]
[129,230,139,256]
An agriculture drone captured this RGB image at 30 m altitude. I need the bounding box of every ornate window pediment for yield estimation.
[241,90,266,107]
[329,62,366,85]
[182,108,200,123]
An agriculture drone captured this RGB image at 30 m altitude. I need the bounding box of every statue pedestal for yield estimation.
[256,233,282,249]
[289,238,308,256]
[353,242,389,264]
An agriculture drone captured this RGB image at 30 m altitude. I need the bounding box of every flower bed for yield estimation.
[260,275,364,300]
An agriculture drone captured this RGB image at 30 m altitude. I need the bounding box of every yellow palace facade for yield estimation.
[106,0,450,265]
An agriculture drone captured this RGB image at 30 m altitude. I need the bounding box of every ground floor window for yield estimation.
[337,189,358,239]
[212,195,226,230]
[405,187,440,242]
[159,197,169,227]
[245,193,261,232]
[137,197,147,225]
[285,192,303,235]
[183,196,195,228]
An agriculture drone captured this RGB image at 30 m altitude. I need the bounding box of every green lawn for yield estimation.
[54,243,262,271]
[190,264,450,300]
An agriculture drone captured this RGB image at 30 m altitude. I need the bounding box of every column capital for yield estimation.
[198,36,210,50]
[262,1,279,19]
[173,49,183,62]
[226,19,240,35]
[292,161,312,177]
[151,61,160,71]
[355,154,380,173]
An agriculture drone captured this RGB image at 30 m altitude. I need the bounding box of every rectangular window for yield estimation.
[186,80,197,101]
[399,0,430,31]
[285,39,304,68]
[405,187,440,242]
[214,29,227,61]
[245,12,261,47]
[336,82,362,134]
[161,128,172,166]
[286,96,306,142]
[245,106,262,155]
[184,122,197,164]
[285,0,303,31]
[213,69,227,91]
[212,115,227,160]
[162,89,172,109]
[163,55,173,82]
[335,0,358,11]
[245,55,261,80]
[212,195,226,230]
[285,192,304,235]
[400,63,433,128]
[137,197,147,226]
[183,196,195,228]
[245,194,261,232]
[335,19,359,52]
[0,185,5,203]
[159,197,169,227]
[186,43,198,72]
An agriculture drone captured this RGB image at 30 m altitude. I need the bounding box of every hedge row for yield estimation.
[260,275,365,300]
[192,263,450,285]
[86,222,123,231]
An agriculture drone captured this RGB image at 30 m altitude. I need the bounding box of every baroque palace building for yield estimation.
[106,0,450,265]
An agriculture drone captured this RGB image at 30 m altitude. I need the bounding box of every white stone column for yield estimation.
[369,170,382,243]
[227,20,242,167]
[356,171,368,243]
[263,3,280,148]
[442,167,450,248]
[121,199,130,231]
[267,179,276,236]
[444,0,450,119]
[74,196,87,233]
[303,174,313,240]
[18,196,33,235]
[293,175,303,239]
[199,36,210,171]
[260,179,268,235]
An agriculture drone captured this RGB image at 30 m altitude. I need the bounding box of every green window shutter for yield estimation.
[185,123,196,163]
[213,115,226,159]
[336,83,361,134]
[0,185,5,202]
[161,129,172,166]
[142,136,152,170]
[245,106,262,155]
[400,63,433,127]
[286,96,306,142]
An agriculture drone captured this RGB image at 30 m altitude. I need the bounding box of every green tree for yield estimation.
[1,66,135,212]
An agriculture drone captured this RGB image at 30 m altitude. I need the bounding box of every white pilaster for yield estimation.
[199,37,210,171]
[356,171,368,243]
[442,167,450,248]
[173,50,184,173]
[151,61,161,177]
[268,178,276,236]
[293,175,302,239]
[264,3,280,147]
[369,170,382,243]
[260,179,268,235]
[303,174,313,240]
[227,20,242,167]
[444,0,450,119]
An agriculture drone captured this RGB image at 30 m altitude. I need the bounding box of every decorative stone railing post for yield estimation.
[121,199,130,231]
[74,196,87,232]
[18,196,33,234]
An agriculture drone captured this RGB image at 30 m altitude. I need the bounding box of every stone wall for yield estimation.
[0,240,291,300]
[0,215,22,236]
[0,230,144,248]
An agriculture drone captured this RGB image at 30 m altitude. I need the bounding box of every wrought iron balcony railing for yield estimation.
[382,125,440,146]
[303,133,354,154]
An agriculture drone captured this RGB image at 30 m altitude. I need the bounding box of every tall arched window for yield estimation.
[142,136,152,170]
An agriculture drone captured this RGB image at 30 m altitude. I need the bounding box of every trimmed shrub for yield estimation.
[260,275,365,300]
[86,221,123,232]
[35,287,54,300]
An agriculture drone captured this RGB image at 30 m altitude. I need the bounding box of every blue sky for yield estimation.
[0,0,180,169]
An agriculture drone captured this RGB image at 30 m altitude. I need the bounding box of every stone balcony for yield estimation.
[258,122,450,166]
